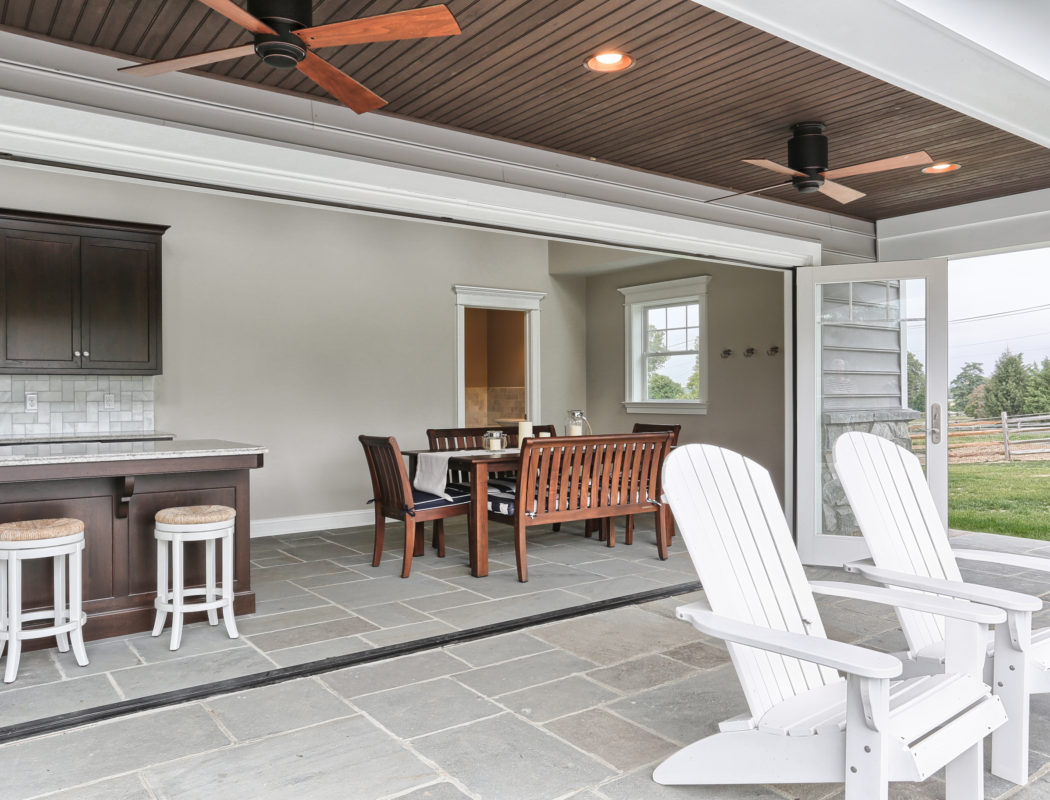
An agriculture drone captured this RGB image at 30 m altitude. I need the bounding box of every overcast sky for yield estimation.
[948,247,1050,378]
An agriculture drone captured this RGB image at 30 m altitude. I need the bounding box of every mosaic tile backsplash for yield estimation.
[0,375,154,437]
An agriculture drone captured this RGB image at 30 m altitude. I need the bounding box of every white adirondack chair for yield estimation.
[654,443,1007,800]
[834,430,1047,785]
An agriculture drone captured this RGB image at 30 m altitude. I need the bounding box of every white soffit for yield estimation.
[693,0,1050,150]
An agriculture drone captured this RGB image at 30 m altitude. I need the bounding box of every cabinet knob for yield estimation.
[83,351,90,357]
[74,351,81,357]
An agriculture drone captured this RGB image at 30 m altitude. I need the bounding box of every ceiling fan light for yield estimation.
[585,51,634,72]
[922,162,961,174]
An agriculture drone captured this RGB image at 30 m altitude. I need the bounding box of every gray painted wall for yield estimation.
[0,165,586,520]
[585,259,787,493]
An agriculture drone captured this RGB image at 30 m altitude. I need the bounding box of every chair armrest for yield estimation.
[675,602,901,679]
[951,547,1050,573]
[844,562,1042,612]
[810,581,1005,624]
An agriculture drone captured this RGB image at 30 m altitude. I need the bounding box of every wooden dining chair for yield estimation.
[426,424,557,484]
[358,435,470,578]
[586,422,682,545]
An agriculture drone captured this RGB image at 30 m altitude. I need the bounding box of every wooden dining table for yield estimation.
[404,448,520,577]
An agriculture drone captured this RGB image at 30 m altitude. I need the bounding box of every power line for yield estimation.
[950,303,1050,324]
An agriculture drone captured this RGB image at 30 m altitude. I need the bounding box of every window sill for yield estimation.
[624,401,708,416]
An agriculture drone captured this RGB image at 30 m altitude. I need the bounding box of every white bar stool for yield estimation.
[0,518,89,684]
[152,505,238,651]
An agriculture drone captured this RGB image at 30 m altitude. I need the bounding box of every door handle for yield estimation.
[929,402,942,445]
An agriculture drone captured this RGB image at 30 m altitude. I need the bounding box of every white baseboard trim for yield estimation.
[250,509,378,538]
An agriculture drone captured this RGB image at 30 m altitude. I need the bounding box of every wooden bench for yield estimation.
[490,432,674,581]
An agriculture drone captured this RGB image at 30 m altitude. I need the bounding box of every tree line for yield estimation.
[951,352,1050,417]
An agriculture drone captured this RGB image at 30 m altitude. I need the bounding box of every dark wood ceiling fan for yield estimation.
[118,0,461,114]
[742,122,934,204]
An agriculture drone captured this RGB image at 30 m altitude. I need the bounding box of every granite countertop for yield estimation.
[0,431,176,446]
[0,439,267,467]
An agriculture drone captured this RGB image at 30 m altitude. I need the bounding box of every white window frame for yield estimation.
[619,276,711,415]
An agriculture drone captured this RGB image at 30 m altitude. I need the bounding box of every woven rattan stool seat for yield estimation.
[155,505,235,525]
[0,518,85,543]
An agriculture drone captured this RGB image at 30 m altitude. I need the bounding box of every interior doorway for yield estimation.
[464,308,528,426]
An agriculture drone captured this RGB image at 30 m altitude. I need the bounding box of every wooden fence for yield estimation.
[910,412,1050,462]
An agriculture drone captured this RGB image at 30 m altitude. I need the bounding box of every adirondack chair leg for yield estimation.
[372,507,386,567]
[514,522,528,582]
[990,624,1030,785]
[625,515,634,545]
[432,519,446,558]
[402,519,417,578]
[945,743,983,800]
[844,676,889,800]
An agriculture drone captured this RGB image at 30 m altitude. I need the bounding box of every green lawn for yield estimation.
[949,461,1050,539]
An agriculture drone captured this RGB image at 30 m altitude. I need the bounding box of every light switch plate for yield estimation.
[25,392,38,412]
[104,393,116,410]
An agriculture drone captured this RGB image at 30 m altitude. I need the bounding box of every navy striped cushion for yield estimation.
[412,482,470,511]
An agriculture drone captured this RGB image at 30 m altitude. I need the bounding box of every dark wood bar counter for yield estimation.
[0,439,265,644]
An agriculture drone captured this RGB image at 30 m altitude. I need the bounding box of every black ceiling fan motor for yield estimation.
[787,122,828,193]
[248,0,312,69]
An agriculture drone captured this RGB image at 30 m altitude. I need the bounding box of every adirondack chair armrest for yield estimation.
[675,602,901,679]
[951,547,1050,574]
[844,562,1042,613]
[810,581,1005,624]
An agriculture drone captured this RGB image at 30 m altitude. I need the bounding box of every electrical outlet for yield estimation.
[25,392,38,412]
[104,393,117,410]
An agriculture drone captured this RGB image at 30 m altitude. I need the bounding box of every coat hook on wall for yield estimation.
[721,349,733,359]
[767,345,780,356]
[744,347,756,358]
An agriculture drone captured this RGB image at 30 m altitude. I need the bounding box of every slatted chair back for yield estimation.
[833,431,962,657]
[426,424,557,483]
[632,422,682,446]
[515,432,672,523]
[358,435,412,521]
[662,444,841,721]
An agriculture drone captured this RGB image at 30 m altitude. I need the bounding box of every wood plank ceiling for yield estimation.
[4,0,1050,222]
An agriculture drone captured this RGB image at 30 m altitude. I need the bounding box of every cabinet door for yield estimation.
[81,237,160,372]
[0,228,82,370]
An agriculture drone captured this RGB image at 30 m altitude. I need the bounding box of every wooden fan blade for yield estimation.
[297,6,460,49]
[818,179,865,204]
[119,44,256,77]
[742,159,805,178]
[196,0,275,35]
[297,52,386,114]
[823,151,932,180]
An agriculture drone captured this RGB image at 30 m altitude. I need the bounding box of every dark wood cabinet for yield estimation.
[0,210,166,374]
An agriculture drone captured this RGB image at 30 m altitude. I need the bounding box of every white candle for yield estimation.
[518,420,533,441]
[568,423,583,436]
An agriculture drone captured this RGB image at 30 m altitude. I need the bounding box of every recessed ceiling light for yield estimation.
[922,162,962,174]
[585,51,634,72]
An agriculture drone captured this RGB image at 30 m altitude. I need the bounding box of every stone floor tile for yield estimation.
[0,648,61,693]
[275,541,357,561]
[429,588,588,629]
[206,677,355,741]
[0,705,228,799]
[411,713,613,800]
[587,654,697,693]
[404,587,491,613]
[55,638,142,677]
[250,559,350,584]
[360,619,458,647]
[250,553,303,567]
[600,767,783,799]
[125,623,247,663]
[144,715,434,800]
[454,649,597,698]
[389,782,474,800]
[447,631,552,668]
[322,649,467,698]
[235,603,350,636]
[662,640,730,670]
[252,579,311,601]
[353,676,502,739]
[111,646,276,699]
[313,573,456,607]
[608,665,747,746]
[248,615,379,651]
[443,561,606,601]
[0,673,123,726]
[42,774,154,800]
[532,605,701,665]
[250,592,331,618]
[498,675,617,722]
[352,601,434,628]
[287,567,372,589]
[545,708,677,771]
[564,575,667,602]
[265,634,375,667]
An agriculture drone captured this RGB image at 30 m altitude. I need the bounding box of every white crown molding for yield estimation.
[0,30,873,265]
